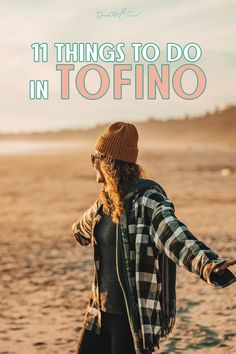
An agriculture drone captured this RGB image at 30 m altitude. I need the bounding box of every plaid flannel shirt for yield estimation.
[72,178,236,354]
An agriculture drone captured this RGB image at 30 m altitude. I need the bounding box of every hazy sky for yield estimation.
[0,0,235,133]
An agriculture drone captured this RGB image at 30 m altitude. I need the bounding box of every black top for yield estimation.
[94,212,127,315]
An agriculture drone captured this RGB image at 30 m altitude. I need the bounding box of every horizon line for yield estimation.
[0,104,234,136]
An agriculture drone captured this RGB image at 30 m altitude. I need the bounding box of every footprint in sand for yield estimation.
[33,342,46,346]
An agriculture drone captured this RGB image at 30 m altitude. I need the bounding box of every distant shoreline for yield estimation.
[0,106,235,149]
[1,105,235,138]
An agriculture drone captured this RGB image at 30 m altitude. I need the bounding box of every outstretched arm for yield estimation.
[72,198,100,247]
[151,198,236,288]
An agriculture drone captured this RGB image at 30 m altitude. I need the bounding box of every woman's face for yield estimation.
[92,150,106,184]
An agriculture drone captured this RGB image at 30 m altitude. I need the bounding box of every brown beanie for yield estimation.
[95,121,139,163]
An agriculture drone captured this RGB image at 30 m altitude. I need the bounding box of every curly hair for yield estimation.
[97,154,148,224]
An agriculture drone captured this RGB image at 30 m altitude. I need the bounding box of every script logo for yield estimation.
[96,7,141,20]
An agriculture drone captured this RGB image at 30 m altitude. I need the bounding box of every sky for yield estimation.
[0,0,235,133]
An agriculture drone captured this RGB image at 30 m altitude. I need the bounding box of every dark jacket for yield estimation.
[72,178,236,354]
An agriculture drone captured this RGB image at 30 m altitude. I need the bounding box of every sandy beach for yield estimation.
[0,108,236,354]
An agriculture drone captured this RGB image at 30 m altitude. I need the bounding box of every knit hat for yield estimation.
[95,121,139,163]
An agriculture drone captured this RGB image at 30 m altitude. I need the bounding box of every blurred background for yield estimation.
[1,0,236,132]
[0,1,236,353]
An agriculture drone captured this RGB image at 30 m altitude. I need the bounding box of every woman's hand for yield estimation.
[213,259,236,274]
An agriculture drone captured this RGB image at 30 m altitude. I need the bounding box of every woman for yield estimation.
[72,122,236,354]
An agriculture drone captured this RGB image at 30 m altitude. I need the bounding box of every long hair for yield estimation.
[98,154,148,224]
